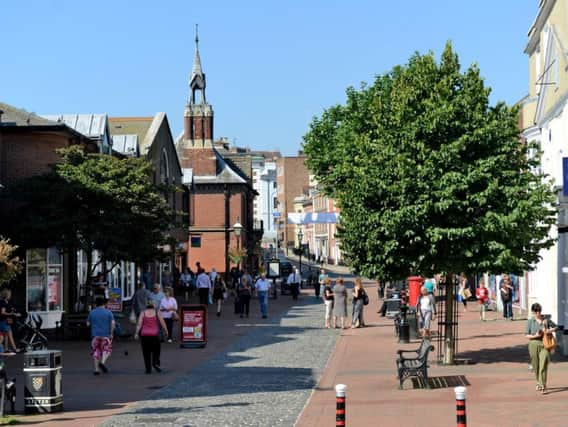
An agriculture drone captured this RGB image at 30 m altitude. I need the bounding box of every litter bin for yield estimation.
[407,308,419,340]
[24,350,63,414]
[398,306,410,343]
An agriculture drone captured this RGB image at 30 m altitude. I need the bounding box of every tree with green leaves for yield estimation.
[5,146,178,288]
[303,42,556,363]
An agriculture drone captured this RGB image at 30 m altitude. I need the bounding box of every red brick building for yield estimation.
[275,155,310,252]
[176,33,257,277]
[0,102,98,324]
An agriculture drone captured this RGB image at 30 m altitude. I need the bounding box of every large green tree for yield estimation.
[303,43,556,362]
[5,146,177,286]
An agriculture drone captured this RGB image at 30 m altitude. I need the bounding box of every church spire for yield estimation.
[189,24,206,104]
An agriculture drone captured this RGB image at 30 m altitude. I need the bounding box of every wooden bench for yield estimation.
[55,313,90,340]
[396,339,434,389]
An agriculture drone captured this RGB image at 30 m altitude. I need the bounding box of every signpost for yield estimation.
[179,304,208,348]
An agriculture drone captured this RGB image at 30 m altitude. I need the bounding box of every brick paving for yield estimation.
[296,279,568,427]
[3,287,300,427]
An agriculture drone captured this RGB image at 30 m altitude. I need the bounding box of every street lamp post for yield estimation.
[234,220,243,271]
[297,228,304,285]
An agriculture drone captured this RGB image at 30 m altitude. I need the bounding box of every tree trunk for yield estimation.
[443,273,455,364]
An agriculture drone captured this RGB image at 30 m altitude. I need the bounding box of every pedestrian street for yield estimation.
[102,297,338,427]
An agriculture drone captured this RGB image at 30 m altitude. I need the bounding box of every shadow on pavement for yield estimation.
[457,344,533,364]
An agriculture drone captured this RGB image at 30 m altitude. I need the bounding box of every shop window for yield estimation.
[26,248,63,313]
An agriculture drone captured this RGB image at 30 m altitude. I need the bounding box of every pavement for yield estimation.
[296,278,568,427]
[3,283,300,427]
[7,259,568,427]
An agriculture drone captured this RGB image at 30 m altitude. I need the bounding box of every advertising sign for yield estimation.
[106,288,122,312]
[267,259,280,279]
[180,305,207,348]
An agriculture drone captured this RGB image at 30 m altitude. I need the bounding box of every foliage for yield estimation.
[0,237,23,286]
[5,146,178,282]
[303,42,556,281]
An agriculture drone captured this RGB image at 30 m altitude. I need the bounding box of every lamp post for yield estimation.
[234,220,243,270]
[297,228,304,282]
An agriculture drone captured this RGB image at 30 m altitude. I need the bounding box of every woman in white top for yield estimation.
[417,286,436,339]
[159,287,178,342]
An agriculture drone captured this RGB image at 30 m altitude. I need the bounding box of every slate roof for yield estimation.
[0,102,60,127]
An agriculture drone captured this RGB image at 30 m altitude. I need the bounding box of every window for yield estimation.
[26,248,63,312]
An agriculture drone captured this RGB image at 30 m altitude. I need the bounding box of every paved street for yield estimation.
[297,280,568,427]
[102,296,338,427]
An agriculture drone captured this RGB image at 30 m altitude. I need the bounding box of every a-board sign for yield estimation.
[180,304,207,348]
[267,259,280,279]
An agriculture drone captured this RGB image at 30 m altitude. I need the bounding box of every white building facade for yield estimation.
[521,0,568,325]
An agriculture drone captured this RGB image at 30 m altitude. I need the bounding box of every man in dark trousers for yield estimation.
[287,268,301,300]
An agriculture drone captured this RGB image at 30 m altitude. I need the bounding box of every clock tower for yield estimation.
[178,26,216,176]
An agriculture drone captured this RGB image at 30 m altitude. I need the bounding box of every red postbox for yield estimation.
[407,276,424,307]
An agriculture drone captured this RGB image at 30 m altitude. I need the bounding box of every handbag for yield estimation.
[129,309,137,325]
[362,291,369,306]
[172,311,180,321]
[463,288,472,299]
[543,320,556,352]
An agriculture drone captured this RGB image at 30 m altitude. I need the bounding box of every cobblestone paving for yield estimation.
[103,298,339,427]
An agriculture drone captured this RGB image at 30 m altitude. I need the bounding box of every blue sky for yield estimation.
[2,1,537,156]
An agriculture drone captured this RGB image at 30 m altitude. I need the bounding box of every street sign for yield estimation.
[272,211,281,217]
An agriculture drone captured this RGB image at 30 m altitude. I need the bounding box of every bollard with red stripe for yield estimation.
[454,386,467,427]
[335,384,347,427]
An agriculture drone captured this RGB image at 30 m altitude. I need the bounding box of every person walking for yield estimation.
[86,297,115,375]
[323,278,334,328]
[525,303,557,394]
[317,269,328,299]
[237,272,253,318]
[351,278,366,328]
[476,279,490,321]
[500,274,514,320]
[212,276,226,317]
[0,289,21,352]
[132,282,152,318]
[196,268,212,306]
[417,286,436,338]
[333,278,348,329]
[457,276,469,312]
[135,300,168,374]
[159,287,178,342]
[287,268,301,300]
[149,284,165,311]
[255,273,271,319]
[179,268,194,302]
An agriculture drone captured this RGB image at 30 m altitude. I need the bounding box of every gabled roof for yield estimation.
[193,150,248,185]
[110,113,183,176]
[109,117,153,151]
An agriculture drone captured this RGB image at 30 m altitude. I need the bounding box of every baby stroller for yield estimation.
[15,313,48,352]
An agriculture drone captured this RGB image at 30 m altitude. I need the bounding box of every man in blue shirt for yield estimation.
[87,298,115,375]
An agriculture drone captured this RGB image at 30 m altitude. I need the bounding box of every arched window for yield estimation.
[160,148,170,184]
